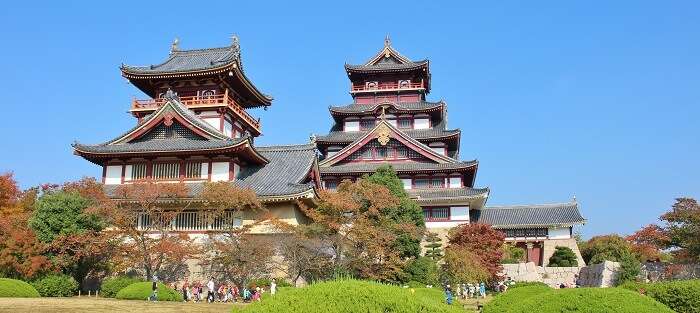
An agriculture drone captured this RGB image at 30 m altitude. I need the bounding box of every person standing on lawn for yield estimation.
[270,279,277,295]
[150,274,159,302]
[207,277,215,303]
[181,279,189,302]
[444,285,453,305]
[479,282,486,298]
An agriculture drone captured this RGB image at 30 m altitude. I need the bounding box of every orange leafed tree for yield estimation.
[102,179,198,281]
[448,223,505,279]
[626,224,671,262]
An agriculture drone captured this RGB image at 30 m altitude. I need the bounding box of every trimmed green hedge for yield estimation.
[484,286,674,313]
[0,278,40,298]
[116,282,182,302]
[621,280,700,313]
[100,276,144,298]
[235,279,463,313]
[32,274,78,297]
[509,281,549,289]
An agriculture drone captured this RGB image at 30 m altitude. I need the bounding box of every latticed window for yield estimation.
[360,119,376,130]
[131,164,147,180]
[502,228,548,238]
[184,162,202,179]
[430,177,445,188]
[414,178,430,188]
[152,163,180,180]
[325,180,338,190]
[397,118,412,129]
[423,207,449,221]
[396,146,408,158]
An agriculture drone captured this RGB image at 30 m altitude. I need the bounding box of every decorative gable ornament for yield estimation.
[376,123,391,145]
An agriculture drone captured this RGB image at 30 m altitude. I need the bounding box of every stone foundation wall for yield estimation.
[541,238,585,267]
[501,260,621,288]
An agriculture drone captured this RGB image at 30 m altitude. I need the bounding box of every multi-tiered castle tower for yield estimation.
[316,38,586,266]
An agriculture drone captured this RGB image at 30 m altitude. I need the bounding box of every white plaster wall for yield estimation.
[105,165,122,185]
[450,206,469,221]
[449,177,461,188]
[211,162,229,182]
[430,147,446,155]
[414,118,430,129]
[200,162,209,179]
[388,119,398,127]
[401,178,412,189]
[426,220,468,229]
[224,120,233,137]
[548,227,572,239]
[123,165,133,182]
[233,163,240,180]
[203,117,220,130]
[344,121,360,132]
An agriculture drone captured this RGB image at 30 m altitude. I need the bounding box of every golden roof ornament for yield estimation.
[376,123,391,146]
[384,35,391,57]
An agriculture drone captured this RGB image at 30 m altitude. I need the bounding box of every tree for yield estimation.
[276,227,334,286]
[365,165,425,258]
[30,191,104,243]
[626,224,671,262]
[199,233,276,287]
[101,180,199,281]
[442,246,490,284]
[0,213,53,279]
[448,223,505,279]
[501,244,525,264]
[404,256,439,285]
[661,198,700,262]
[423,232,443,261]
[548,246,578,267]
[581,235,640,285]
[302,177,417,283]
[0,172,37,215]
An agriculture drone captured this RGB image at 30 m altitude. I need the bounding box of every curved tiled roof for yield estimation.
[329,101,444,115]
[474,202,586,228]
[317,128,460,144]
[121,46,239,75]
[103,143,318,199]
[73,137,248,154]
[319,161,477,175]
[344,60,429,73]
[407,187,489,200]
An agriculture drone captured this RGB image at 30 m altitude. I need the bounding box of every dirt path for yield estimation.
[0,297,241,313]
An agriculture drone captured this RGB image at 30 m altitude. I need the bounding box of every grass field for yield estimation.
[0,297,240,313]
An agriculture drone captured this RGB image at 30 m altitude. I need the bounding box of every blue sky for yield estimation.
[0,1,698,238]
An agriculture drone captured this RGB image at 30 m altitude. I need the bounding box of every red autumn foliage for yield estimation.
[0,213,53,279]
[626,224,670,262]
[448,223,505,279]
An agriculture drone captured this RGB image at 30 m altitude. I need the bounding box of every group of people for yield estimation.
[443,282,486,305]
[170,277,278,303]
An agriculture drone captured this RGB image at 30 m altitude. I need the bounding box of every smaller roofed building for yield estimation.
[74,37,319,234]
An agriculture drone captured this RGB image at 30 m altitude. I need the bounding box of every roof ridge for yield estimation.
[484,202,577,210]
[171,46,233,54]
[256,143,316,151]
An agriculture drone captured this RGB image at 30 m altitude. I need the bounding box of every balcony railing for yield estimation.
[351,81,425,93]
[136,210,242,232]
[130,91,260,131]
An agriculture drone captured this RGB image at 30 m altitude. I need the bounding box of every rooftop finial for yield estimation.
[231,34,239,47]
[384,34,391,47]
[171,37,179,53]
[573,195,577,203]
[309,133,317,144]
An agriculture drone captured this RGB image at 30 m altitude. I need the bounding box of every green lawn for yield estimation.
[0,297,241,313]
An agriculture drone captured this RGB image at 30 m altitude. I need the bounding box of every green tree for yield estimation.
[548,246,578,267]
[29,191,104,243]
[424,232,443,261]
[581,235,640,285]
[404,257,439,285]
[661,198,700,262]
[365,165,425,259]
[501,244,525,264]
[443,246,490,284]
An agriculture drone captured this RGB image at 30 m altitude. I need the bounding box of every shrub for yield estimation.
[32,274,78,297]
[484,286,674,313]
[116,282,182,301]
[100,276,144,298]
[0,278,40,298]
[548,246,578,267]
[404,257,439,285]
[581,235,640,285]
[621,280,700,313]
[501,244,525,264]
[509,281,549,289]
[235,279,463,313]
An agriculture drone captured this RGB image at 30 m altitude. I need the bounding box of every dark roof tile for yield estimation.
[473,202,586,228]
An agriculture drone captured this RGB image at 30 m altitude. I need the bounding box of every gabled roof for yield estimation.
[344,37,430,75]
[102,143,318,201]
[329,101,444,116]
[407,187,490,203]
[73,96,268,165]
[317,128,460,145]
[319,161,477,175]
[318,119,458,167]
[120,37,272,107]
[473,202,586,229]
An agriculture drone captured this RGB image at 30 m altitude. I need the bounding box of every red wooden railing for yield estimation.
[130,91,260,130]
[351,81,425,92]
